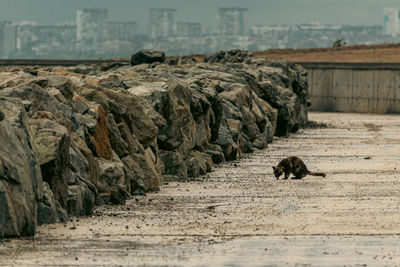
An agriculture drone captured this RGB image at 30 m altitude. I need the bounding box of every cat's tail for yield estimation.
[308,171,326,177]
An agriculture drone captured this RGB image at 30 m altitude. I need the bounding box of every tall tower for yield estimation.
[149,8,177,39]
[217,7,248,36]
[177,22,202,37]
[383,8,400,36]
[0,21,17,58]
[76,8,108,44]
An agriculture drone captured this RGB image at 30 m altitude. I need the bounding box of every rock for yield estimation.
[99,62,126,72]
[0,97,43,238]
[122,149,162,193]
[68,143,97,216]
[206,144,225,164]
[96,158,126,195]
[0,50,310,238]
[97,74,128,90]
[156,80,197,154]
[215,120,239,160]
[0,83,74,126]
[67,180,96,217]
[106,114,131,158]
[32,75,78,101]
[160,151,188,180]
[30,118,70,209]
[186,151,214,177]
[109,188,129,205]
[205,49,255,64]
[166,55,198,65]
[37,182,67,225]
[131,50,166,66]
[84,106,113,160]
[81,86,159,149]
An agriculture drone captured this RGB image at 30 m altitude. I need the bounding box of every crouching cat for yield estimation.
[273,156,326,180]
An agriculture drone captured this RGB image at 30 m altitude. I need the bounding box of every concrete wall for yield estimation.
[301,62,400,114]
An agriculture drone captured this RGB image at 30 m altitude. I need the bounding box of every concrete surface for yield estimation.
[2,112,400,266]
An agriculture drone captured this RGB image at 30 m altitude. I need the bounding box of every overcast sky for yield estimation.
[0,0,399,33]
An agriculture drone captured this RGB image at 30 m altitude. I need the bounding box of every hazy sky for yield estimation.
[0,0,399,33]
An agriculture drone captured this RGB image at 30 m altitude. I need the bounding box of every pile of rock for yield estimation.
[0,50,309,238]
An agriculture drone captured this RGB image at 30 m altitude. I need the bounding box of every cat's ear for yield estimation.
[272,166,276,170]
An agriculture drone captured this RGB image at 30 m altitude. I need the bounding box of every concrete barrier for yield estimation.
[300,62,400,114]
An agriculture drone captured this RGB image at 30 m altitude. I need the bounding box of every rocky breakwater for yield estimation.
[0,49,308,239]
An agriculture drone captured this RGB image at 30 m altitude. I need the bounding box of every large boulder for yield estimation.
[131,50,166,66]
[0,97,43,238]
[29,117,70,209]
[37,182,67,225]
[68,140,97,216]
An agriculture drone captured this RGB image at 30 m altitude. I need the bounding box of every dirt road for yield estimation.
[254,44,400,63]
[2,112,400,266]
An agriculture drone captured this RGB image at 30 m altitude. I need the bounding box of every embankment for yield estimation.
[0,50,309,238]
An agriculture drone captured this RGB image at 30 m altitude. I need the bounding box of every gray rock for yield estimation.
[186,151,213,177]
[206,144,225,164]
[37,182,67,225]
[30,118,71,209]
[131,49,166,66]
[67,180,96,217]
[96,158,126,194]
[160,151,188,181]
[0,97,43,238]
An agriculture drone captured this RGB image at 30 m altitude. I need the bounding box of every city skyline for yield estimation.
[1,4,400,59]
[1,0,400,33]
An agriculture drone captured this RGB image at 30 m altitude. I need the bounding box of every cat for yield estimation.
[272,156,326,179]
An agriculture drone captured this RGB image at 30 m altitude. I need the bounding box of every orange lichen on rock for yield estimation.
[92,106,113,160]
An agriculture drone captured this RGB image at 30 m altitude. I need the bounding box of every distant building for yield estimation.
[76,8,107,45]
[149,8,177,39]
[16,24,76,57]
[250,25,291,35]
[0,21,17,58]
[384,8,400,36]
[177,22,202,37]
[107,21,138,41]
[217,7,248,36]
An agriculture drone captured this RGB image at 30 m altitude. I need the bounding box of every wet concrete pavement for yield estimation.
[2,112,400,266]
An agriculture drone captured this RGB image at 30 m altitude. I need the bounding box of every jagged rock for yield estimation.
[186,151,214,178]
[32,75,78,101]
[67,179,96,217]
[0,49,310,238]
[97,74,128,90]
[131,49,166,66]
[84,106,114,160]
[206,144,225,164]
[99,62,127,72]
[160,151,188,180]
[96,158,126,195]
[158,80,197,153]
[215,119,239,160]
[0,83,74,127]
[109,188,130,205]
[29,118,70,209]
[122,150,161,192]
[81,86,158,149]
[37,182,67,225]
[205,49,255,64]
[0,97,43,238]
[68,143,97,216]
[166,55,198,65]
